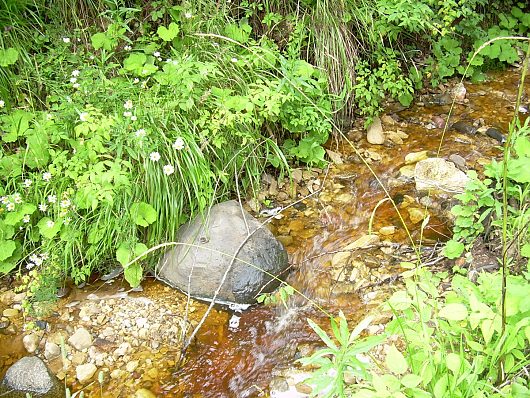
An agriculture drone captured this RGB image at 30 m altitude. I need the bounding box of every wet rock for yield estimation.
[405,151,429,165]
[0,356,65,398]
[451,121,477,135]
[0,290,16,305]
[114,342,131,357]
[126,360,140,372]
[432,115,446,129]
[398,165,416,179]
[44,342,61,360]
[414,158,469,193]
[342,234,380,251]
[449,154,467,171]
[269,377,290,393]
[295,382,313,395]
[68,327,93,351]
[408,208,428,224]
[380,114,396,126]
[3,308,19,318]
[0,316,10,329]
[134,388,157,398]
[76,363,97,384]
[485,127,506,144]
[158,200,289,304]
[379,226,396,236]
[452,83,466,101]
[23,333,40,354]
[367,116,385,144]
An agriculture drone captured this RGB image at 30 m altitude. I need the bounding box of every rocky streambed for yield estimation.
[1,67,528,397]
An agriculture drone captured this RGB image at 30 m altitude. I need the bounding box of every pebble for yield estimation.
[134,388,157,398]
[45,341,61,360]
[0,316,10,329]
[367,116,385,145]
[23,333,40,353]
[68,327,93,351]
[404,151,429,164]
[379,226,396,236]
[76,363,97,384]
[408,208,428,224]
[3,308,19,318]
[126,360,140,372]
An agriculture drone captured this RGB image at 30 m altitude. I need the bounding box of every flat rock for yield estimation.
[0,356,65,398]
[76,363,97,384]
[367,116,385,144]
[414,158,469,193]
[68,327,92,351]
[405,151,429,165]
[3,308,19,318]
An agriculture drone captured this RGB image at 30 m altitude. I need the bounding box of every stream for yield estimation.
[0,68,528,397]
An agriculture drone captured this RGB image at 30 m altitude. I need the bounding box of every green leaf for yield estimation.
[307,318,337,350]
[224,23,252,44]
[398,92,413,107]
[386,345,408,375]
[444,240,464,259]
[0,240,16,261]
[91,32,113,51]
[157,23,180,41]
[116,243,131,266]
[26,133,50,168]
[37,217,62,239]
[400,374,422,388]
[446,353,461,373]
[439,303,468,321]
[480,319,495,344]
[130,202,157,227]
[124,263,142,287]
[0,47,19,67]
[433,375,448,398]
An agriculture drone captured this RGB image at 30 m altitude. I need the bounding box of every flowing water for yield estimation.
[0,69,528,397]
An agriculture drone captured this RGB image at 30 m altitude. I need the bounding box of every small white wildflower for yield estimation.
[6,202,15,211]
[141,81,148,89]
[59,209,68,217]
[79,112,89,122]
[73,83,80,89]
[26,263,35,270]
[166,58,172,63]
[172,137,185,150]
[123,111,132,118]
[184,12,192,18]
[64,217,72,225]
[133,78,139,83]
[42,172,52,181]
[39,203,48,211]
[66,96,72,103]
[23,214,31,223]
[63,37,70,43]
[0,100,4,108]
[130,115,137,121]
[46,220,55,228]
[141,68,149,75]
[0,196,8,204]
[60,199,71,208]
[41,253,49,260]
[47,195,57,203]
[46,113,54,120]
[135,129,146,138]
[163,164,175,175]
[124,100,133,109]
[70,77,77,83]
[23,179,32,188]
[153,51,160,57]
[231,57,238,63]
[124,45,132,51]
[13,193,22,203]
[212,42,219,48]
[72,70,80,77]
[149,152,161,162]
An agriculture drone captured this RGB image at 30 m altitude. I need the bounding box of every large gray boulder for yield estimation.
[0,356,65,398]
[157,200,289,304]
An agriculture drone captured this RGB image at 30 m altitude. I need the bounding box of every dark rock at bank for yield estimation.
[157,200,289,304]
[0,356,65,398]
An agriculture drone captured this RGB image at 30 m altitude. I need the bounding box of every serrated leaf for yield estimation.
[0,240,16,261]
[444,240,464,259]
[439,303,468,321]
[386,345,408,375]
[130,202,157,227]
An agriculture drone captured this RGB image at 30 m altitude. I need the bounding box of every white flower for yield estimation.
[42,172,52,181]
[48,195,57,203]
[63,37,71,43]
[26,263,35,270]
[70,77,77,83]
[153,51,160,57]
[6,202,15,211]
[184,12,193,18]
[23,215,31,223]
[59,209,68,217]
[64,217,72,225]
[46,220,55,228]
[66,96,72,103]
[39,203,48,212]
[135,129,146,138]
[133,78,139,83]
[13,193,22,203]
[0,100,4,108]
[0,196,8,204]
[130,115,137,121]
[23,179,32,188]
[124,100,133,109]
[231,57,238,63]
[149,152,161,162]
[124,45,132,51]
[41,252,49,260]
[73,83,80,89]
[166,58,172,63]
[172,137,185,150]
[79,112,89,122]
[123,111,132,118]
[163,164,175,175]
[72,70,80,77]
[60,199,71,208]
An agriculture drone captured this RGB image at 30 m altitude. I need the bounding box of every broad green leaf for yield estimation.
[26,133,50,168]
[91,32,114,51]
[124,263,142,287]
[224,23,251,43]
[157,23,180,41]
[37,217,62,239]
[444,240,464,259]
[116,243,131,266]
[386,345,408,375]
[4,203,36,225]
[0,240,16,261]
[524,326,530,344]
[439,303,468,321]
[0,260,17,274]
[446,353,461,373]
[398,92,413,107]
[480,319,495,344]
[401,374,422,388]
[0,47,19,67]
[130,202,157,227]
[433,375,448,398]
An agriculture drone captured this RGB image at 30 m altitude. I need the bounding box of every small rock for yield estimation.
[408,208,428,224]
[342,234,380,251]
[380,114,396,126]
[135,388,157,398]
[3,308,19,318]
[68,327,93,351]
[0,291,16,305]
[71,351,88,366]
[269,377,290,393]
[76,363,97,384]
[414,158,469,193]
[23,333,40,354]
[44,342,61,360]
[0,316,10,329]
[405,151,429,165]
[295,382,313,395]
[331,251,351,268]
[367,116,385,145]
[146,368,159,379]
[449,154,467,171]
[379,226,396,236]
[114,342,131,357]
[126,360,139,372]
[452,83,466,101]
[399,165,416,178]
